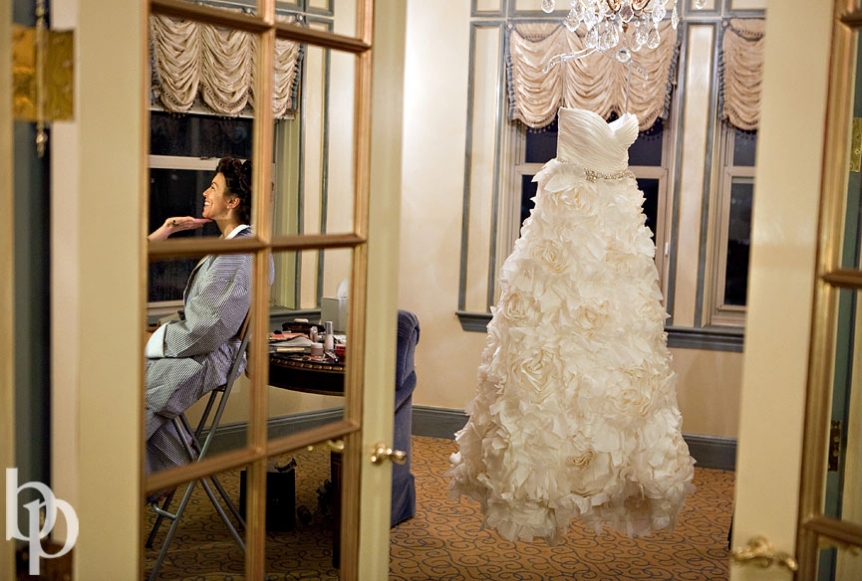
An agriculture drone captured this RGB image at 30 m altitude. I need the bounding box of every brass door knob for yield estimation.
[730,536,798,572]
[370,443,407,465]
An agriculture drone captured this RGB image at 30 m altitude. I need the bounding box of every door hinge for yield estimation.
[828,419,842,472]
[12,10,74,158]
[851,119,862,173]
[12,25,74,122]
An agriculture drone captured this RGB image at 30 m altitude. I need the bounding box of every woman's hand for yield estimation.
[148,217,212,241]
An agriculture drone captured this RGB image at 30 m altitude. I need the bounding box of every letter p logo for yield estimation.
[6,468,79,575]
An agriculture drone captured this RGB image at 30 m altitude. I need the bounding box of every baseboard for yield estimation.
[209,405,737,472]
[411,406,737,472]
[682,434,737,471]
[207,408,344,453]
[412,406,468,439]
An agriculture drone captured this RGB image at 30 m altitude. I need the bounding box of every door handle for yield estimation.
[370,443,406,465]
[730,535,798,572]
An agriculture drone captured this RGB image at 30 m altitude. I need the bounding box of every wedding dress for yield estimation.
[448,107,695,544]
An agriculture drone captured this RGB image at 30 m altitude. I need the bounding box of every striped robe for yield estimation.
[145,227,252,473]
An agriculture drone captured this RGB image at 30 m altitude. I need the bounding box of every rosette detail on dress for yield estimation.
[448,107,695,544]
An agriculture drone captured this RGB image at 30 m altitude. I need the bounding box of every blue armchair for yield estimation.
[391,310,419,527]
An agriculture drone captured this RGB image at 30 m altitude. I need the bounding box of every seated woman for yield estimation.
[145,157,258,474]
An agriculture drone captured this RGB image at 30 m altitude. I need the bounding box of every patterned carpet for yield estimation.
[144,436,734,580]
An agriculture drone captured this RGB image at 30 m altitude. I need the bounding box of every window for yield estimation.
[500,114,672,306]
[706,122,756,326]
[148,112,254,307]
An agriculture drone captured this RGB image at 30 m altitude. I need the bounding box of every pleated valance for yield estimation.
[719,19,764,131]
[506,22,679,131]
[149,14,302,118]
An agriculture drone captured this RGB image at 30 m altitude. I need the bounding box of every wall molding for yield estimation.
[206,408,343,453]
[457,311,744,352]
[411,405,737,472]
[666,325,744,352]
[208,405,737,472]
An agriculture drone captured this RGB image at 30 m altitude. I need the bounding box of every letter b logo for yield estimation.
[6,468,79,575]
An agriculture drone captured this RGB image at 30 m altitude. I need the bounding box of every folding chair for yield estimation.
[145,317,251,581]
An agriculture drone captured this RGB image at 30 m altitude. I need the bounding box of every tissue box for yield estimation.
[321,297,349,332]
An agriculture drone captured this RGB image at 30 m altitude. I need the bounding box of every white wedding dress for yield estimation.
[448,107,695,544]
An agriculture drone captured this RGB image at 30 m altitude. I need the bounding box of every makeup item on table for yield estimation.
[271,334,315,354]
[309,343,324,357]
[274,346,308,354]
[323,321,334,352]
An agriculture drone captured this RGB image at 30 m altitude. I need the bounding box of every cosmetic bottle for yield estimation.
[324,320,334,352]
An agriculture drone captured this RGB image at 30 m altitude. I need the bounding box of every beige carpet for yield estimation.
[145,436,734,580]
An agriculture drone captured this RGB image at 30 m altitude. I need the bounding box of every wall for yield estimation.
[397,0,757,440]
[398,0,487,413]
[182,0,749,443]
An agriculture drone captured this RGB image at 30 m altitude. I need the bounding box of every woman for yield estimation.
[145,157,254,474]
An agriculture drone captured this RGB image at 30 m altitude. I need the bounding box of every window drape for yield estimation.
[149,14,302,118]
[719,18,764,131]
[506,22,679,131]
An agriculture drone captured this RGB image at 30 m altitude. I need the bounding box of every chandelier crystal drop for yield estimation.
[542,0,679,60]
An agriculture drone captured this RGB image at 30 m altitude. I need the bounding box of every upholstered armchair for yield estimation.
[391,310,419,527]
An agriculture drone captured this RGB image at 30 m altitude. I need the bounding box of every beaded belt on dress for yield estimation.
[584,168,635,182]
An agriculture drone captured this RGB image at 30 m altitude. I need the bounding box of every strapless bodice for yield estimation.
[556,107,639,174]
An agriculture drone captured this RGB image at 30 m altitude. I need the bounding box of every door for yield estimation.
[8,0,405,578]
[138,0,405,579]
[731,1,862,579]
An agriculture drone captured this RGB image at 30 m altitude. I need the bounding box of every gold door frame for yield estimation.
[143,1,375,578]
[797,1,862,576]
[1,0,16,578]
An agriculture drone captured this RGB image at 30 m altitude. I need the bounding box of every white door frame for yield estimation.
[730,0,834,579]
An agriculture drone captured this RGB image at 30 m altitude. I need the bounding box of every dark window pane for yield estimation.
[150,112,254,159]
[520,174,538,231]
[149,258,201,303]
[521,176,659,245]
[525,118,558,164]
[636,177,659,242]
[528,115,663,166]
[724,178,753,306]
[732,127,758,167]
[629,118,664,167]
[148,168,221,302]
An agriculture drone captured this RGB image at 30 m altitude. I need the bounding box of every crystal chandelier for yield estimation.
[541,0,696,64]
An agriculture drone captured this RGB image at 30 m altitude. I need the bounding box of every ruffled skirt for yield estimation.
[447,159,696,544]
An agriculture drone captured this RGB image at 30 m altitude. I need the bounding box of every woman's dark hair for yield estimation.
[216,157,252,225]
